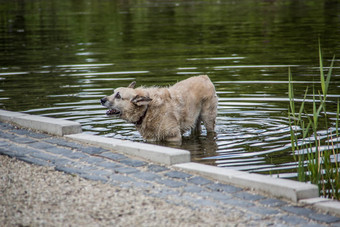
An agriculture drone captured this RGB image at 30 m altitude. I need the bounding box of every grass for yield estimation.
[288,41,339,200]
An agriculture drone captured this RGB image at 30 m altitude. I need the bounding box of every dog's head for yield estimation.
[100,81,152,123]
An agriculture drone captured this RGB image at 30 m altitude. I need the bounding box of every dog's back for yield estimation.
[169,75,217,133]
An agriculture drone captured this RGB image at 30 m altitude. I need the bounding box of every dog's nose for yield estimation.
[100,97,107,105]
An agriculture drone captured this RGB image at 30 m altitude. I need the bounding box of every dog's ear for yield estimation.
[128,81,136,89]
[131,95,152,106]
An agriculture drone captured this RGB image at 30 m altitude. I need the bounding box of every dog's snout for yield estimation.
[100,97,107,105]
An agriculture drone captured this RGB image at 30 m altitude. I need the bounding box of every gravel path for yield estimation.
[1,155,242,226]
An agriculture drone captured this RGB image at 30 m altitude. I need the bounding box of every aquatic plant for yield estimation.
[288,41,339,199]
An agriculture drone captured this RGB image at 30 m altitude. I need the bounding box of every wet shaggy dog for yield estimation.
[100,75,218,142]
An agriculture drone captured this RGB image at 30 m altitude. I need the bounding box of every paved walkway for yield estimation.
[1,121,340,226]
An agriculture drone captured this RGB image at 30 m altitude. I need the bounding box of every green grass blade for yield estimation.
[288,67,295,115]
[313,89,319,130]
[303,121,312,138]
[337,99,339,138]
[288,113,296,153]
[324,55,336,100]
[298,87,308,121]
[319,39,326,97]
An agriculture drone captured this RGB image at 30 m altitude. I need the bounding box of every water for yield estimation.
[1,0,340,179]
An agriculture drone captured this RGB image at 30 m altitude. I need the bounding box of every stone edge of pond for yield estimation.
[65,133,190,165]
[1,109,340,216]
[0,109,82,136]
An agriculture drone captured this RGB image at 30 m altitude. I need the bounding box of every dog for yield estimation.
[100,75,217,142]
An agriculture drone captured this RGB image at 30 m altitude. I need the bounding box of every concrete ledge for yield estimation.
[300,198,340,216]
[174,162,319,202]
[65,133,190,165]
[0,110,82,136]
[0,109,26,122]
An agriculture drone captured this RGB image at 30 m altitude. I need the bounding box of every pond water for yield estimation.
[1,0,340,179]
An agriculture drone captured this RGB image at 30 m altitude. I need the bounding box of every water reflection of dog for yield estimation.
[101,75,218,142]
[182,135,218,163]
[155,134,218,164]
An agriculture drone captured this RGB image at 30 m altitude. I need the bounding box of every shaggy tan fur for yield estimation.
[101,75,217,142]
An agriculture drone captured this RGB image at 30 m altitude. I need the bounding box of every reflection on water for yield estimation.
[1,0,340,179]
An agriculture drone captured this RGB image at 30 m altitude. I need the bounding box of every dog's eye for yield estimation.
[115,92,121,99]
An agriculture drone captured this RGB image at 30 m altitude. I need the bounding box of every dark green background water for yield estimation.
[1,0,339,178]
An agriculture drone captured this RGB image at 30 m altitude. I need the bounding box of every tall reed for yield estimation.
[288,42,339,199]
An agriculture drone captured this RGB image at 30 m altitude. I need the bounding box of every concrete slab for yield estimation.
[65,133,127,149]
[0,109,26,122]
[301,197,340,216]
[174,162,319,202]
[299,197,330,205]
[0,110,82,136]
[66,133,190,165]
[314,200,340,216]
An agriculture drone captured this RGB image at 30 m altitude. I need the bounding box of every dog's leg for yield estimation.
[191,115,202,136]
[166,133,182,142]
[201,96,217,133]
